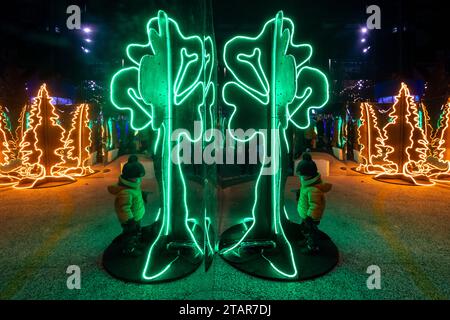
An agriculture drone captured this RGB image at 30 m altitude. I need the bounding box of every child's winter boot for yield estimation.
[121,219,143,257]
[300,217,320,254]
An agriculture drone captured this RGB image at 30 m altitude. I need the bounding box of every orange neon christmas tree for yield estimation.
[0,106,13,167]
[432,101,450,162]
[357,102,386,174]
[419,102,435,158]
[0,106,23,185]
[0,107,19,185]
[13,105,28,157]
[428,100,450,180]
[420,103,434,145]
[15,84,74,188]
[0,106,27,163]
[376,83,433,185]
[59,104,94,176]
[100,116,107,159]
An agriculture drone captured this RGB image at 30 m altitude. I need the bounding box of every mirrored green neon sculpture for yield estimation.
[107,10,217,283]
[219,11,338,281]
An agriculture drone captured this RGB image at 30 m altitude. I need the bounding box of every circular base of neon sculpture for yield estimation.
[103,221,204,283]
[0,175,19,187]
[14,176,76,189]
[219,221,339,281]
[432,173,450,182]
[351,166,384,175]
[374,173,434,186]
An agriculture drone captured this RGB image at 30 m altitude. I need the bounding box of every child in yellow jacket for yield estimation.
[296,153,332,254]
[108,155,146,256]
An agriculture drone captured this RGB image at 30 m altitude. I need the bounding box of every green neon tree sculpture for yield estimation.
[219,11,334,280]
[109,10,216,282]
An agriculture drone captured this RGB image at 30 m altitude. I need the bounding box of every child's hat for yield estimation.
[122,155,146,180]
[297,153,318,177]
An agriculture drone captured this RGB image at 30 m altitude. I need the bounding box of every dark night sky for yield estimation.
[0,0,448,107]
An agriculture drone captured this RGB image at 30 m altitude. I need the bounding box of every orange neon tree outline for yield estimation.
[0,106,13,167]
[357,102,386,174]
[376,83,434,186]
[15,84,74,189]
[59,103,94,177]
[432,101,450,162]
[428,101,450,179]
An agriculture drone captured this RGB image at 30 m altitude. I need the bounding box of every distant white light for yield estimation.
[84,49,90,53]
[361,27,368,33]
[361,38,366,43]
[363,48,368,53]
[83,27,92,33]
[85,38,92,43]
